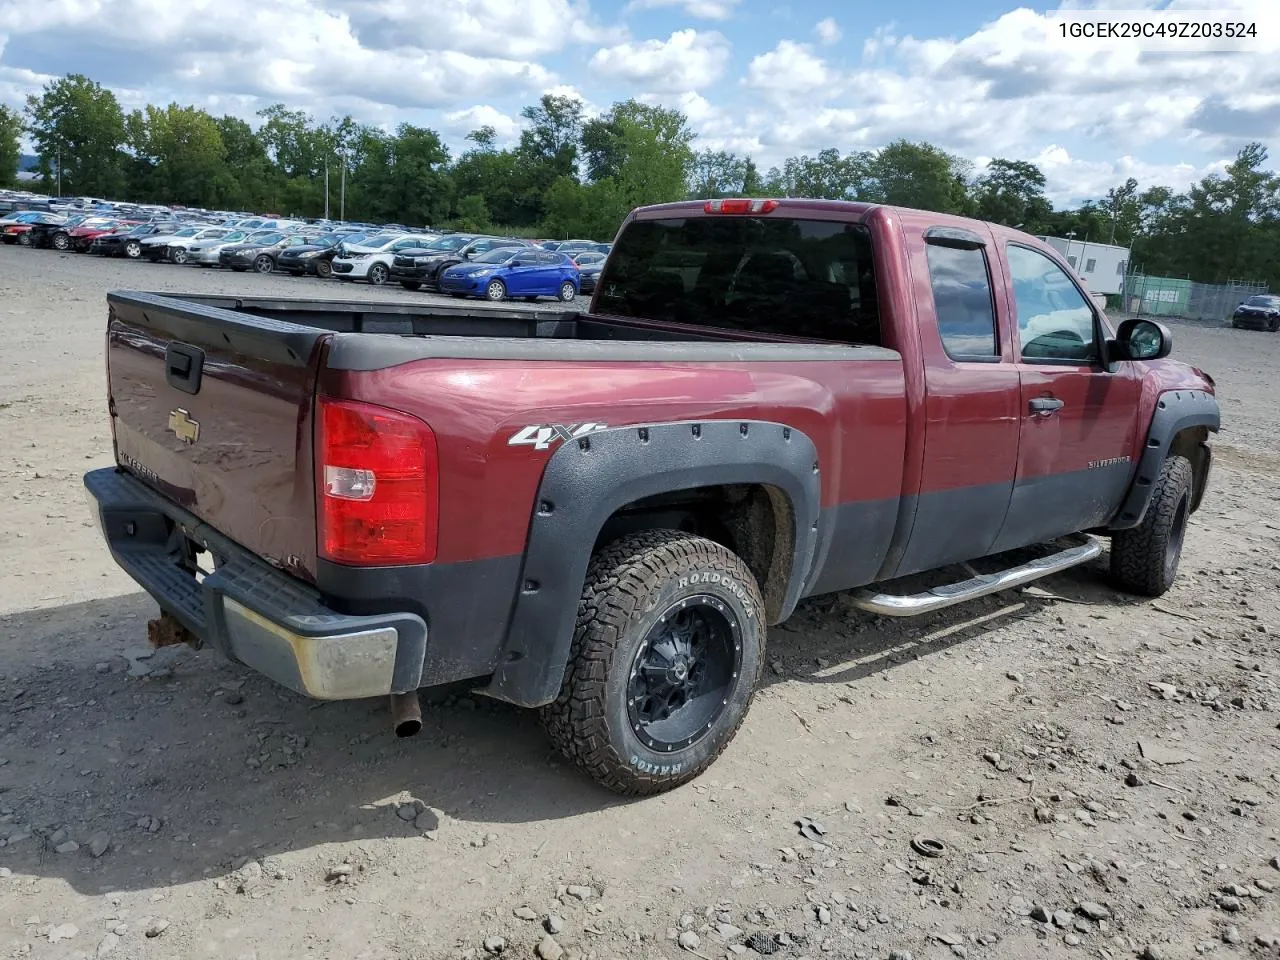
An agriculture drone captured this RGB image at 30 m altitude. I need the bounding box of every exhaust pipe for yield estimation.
[390,691,422,738]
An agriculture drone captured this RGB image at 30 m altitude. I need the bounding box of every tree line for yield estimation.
[1,73,1277,292]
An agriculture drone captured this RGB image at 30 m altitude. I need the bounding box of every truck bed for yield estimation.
[105,291,894,590]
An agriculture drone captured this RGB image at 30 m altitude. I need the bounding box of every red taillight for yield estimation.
[704,198,779,215]
[316,398,438,566]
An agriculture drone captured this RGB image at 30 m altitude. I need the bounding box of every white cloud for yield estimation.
[589,29,731,93]
[743,41,834,103]
[625,0,740,20]
[442,105,522,144]
[814,17,842,46]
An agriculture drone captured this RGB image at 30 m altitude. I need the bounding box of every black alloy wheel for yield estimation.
[626,595,742,753]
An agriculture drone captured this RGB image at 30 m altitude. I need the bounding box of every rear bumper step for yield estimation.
[851,535,1102,617]
[84,467,427,700]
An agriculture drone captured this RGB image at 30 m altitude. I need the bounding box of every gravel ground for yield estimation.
[2,242,1280,960]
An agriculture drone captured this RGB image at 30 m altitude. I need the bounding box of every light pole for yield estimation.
[1064,230,1077,268]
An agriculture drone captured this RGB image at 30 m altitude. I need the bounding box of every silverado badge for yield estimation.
[168,408,200,445]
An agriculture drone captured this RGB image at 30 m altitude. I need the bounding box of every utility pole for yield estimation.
[340,163,346,223]
[56,142,62,197]
[324,166,330,220]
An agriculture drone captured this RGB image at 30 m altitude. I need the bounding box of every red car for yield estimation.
[85,198,1218,796]
[69,219,140,252]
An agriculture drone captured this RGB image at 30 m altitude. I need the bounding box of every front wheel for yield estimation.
[52,232,70,251]
[254,255,274,274]
[171,248,189,265]
[124,240,141,258]
[541,530,766,796]
[559,280,577,302]
[1268,317,1280,333]
[485,279,507,301]
[368,263,389,285]
[1110,454,1194,597]
[315,260,333,279]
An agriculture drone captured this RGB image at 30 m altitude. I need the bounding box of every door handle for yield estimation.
[1029,396,1064,415]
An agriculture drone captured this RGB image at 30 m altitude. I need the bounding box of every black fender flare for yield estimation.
[1109,389,1220,531]
[485,419,821,707]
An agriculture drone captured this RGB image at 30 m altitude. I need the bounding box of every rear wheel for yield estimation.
[124,240,141,259]
[559,280,577,302]
[254,255,274,274]
[315,260,333,279]
[541,530,765,796]
[485,279,507,301]
[368,263,389,285]
[17,232,31,247]
[52,232,70,251]
[171,248,189,265]
[1110,454,1193,597]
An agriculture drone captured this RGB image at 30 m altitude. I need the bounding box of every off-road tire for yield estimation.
[541,530,766,796]
[1110,454,1193,597]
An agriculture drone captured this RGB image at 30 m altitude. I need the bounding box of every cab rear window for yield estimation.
[595,216,881,345]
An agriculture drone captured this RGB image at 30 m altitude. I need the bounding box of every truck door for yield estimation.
[990,241,1141,552]
[886,224,1022,579]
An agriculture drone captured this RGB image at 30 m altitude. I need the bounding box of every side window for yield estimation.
[1007,244,1098,363]
[925,243,999,360]
[1085,258,1096,273]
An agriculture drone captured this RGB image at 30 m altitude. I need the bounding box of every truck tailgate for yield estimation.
[106,292,328,581]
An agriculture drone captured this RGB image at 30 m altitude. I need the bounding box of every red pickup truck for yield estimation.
[85,198,1219,795]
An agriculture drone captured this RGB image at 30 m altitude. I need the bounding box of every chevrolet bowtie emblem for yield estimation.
[168,408,200,445]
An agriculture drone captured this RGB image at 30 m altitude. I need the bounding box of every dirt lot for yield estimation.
[2,243,1280,960]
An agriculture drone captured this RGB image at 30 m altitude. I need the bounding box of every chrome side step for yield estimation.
[851,536,1102,617]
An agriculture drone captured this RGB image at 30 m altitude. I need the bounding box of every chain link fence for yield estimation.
[1121,274,1270,324]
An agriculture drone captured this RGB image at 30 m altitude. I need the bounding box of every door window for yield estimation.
[1007,244,1099,363]
[925,243,999,360]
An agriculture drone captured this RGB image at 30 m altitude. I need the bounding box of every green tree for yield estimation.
[24,74,127,195]
[741,157,763,195]
[0,105,21,188]
[865,140,971,213]
[972,158,1052,232]
[127,103,227,206]
[541,176,627,239]
[688,149,746,198]
[604,101,694,209]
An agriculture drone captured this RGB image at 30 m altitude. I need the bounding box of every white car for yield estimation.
[141,226,233,261]
[330,233,438,285]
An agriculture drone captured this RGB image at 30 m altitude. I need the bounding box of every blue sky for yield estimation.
[1,0,1277,205]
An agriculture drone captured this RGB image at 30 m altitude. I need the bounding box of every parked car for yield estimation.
[573,251,607,294]
[141,226,230,261]
[542,239,609,255]
[29,214,99,249]
[92,222,182,258]
[68,219,137,252]
[276,234,347,277]
[217,233,317,273]
[439,248,580,302]
[85,197,1220,798]
[389,235,529,290]
[1230,295,1280,332]
[388,234,479,289]
[3,211,64,245]
[331,233,438,285]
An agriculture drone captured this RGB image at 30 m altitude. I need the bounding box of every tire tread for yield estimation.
[540,530,765,796]
[1110,454,1193,596]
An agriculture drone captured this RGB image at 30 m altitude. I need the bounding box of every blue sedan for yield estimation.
[438,248,580,302]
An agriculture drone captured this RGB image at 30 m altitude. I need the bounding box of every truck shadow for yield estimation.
[0,563,1118,895]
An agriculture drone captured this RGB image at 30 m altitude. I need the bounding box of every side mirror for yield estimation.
[1112,317,1172,361]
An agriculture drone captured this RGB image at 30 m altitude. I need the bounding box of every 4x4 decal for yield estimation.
[508,422,608,451]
